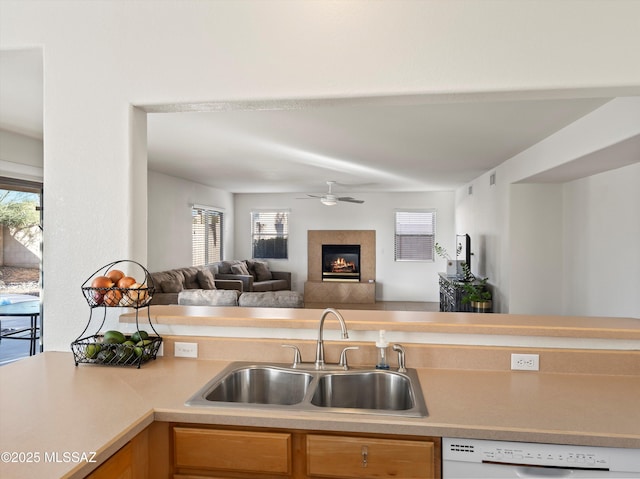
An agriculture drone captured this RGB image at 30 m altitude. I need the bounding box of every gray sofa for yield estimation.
[149,265,243,305]
[177,289,304,308]
[214,259,291,293]
[149,260,291,305]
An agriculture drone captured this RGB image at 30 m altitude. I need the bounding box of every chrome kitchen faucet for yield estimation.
[315,308,349,369]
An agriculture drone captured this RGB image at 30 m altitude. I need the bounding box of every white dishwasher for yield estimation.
[443,438,640,478]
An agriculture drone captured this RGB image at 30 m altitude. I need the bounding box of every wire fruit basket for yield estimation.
[80,260,155,309]
[71,260,162,368]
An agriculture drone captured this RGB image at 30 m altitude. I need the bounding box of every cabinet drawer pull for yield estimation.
[361,445,368,468]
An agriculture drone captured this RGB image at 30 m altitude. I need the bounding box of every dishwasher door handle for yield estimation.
[516,465,577,477]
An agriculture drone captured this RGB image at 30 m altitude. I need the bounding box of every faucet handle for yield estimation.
[282,344,302,367]
[339,346,359,370]
[392,344,407,372]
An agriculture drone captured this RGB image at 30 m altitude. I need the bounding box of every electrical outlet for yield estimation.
[175,342,198,358]
[511,353,539,371]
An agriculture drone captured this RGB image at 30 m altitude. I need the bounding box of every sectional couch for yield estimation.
[149,260,291,306]
[214,259,291,293]
[177,289,304,308]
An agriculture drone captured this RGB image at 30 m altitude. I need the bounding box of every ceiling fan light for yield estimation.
[321,197,337,206]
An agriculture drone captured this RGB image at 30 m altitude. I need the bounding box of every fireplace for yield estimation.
[322,244,360,282]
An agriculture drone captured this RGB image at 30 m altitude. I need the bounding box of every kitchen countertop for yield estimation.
[1,352,639,479]
[121,306,640,340]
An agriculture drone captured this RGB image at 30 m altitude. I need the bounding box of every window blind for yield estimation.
[394,210,435,261]
[192,207,223,266]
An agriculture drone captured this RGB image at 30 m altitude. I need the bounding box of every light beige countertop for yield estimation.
[1,352,639,479]
[121,306,640,340]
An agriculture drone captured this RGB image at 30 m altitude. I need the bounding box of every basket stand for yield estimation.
[71,260,162,368]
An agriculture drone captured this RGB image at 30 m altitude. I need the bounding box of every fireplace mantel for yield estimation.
[305,230,376,303]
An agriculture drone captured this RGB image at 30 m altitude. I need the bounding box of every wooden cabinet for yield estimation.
[170,424,440,479]
[173,427,292,477]
[84,422,172,479]
[85,441,134,479]
[307,434,435,478]
[84,422,439,479]
[85,427,148,479]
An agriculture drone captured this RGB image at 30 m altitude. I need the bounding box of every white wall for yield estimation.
[234,191,455,302]
[455,99,640,316]
[563,163,640,318]
[0,129,43,182]
[3,1,640,350]
[509,184,564,315]
[455,169,508,310]
[148,170,234,272]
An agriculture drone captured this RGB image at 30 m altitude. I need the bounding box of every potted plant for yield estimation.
[434,242,463,277]
[460,263,492,313]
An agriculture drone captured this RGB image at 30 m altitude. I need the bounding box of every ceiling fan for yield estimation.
[299,181,365,206]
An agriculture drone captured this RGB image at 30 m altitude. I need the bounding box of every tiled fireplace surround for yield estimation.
[304,230,376,303]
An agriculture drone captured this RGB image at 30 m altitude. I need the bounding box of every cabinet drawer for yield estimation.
[307,434,434,478]
[174,427,291,475]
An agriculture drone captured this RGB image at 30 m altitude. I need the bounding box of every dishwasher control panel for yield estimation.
[444,438,640,471]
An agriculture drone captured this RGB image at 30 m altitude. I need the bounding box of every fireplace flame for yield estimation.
[331,257,357,273]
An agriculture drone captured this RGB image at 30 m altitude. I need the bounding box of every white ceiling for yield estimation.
[146,97,611,194]
[2,48,634,195]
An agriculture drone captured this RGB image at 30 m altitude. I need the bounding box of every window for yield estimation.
[251,210,289,259]
[394,210,435,261]
[192,206,223,266]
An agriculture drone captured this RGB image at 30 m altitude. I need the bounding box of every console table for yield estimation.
[439,274,467,312]
[439,273,492,312]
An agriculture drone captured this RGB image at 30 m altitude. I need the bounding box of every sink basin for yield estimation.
[195,365,313,406]
[186,362,428,417]
[310,371,414,411]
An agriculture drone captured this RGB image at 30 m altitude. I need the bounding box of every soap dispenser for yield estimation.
[375,330,390,369]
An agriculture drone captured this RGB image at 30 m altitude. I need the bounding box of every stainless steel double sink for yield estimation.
[186,361,428,418]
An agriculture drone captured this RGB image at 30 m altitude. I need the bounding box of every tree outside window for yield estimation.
[251,210,289,259]
[0,189,42,268]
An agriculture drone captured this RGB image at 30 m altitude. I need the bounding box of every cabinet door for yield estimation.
[307,434,434,479]
[86,427,149,479]
[173,427,291,476]
[85,441,133,479]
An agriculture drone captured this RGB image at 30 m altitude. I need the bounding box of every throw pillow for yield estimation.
[253,261,273,282]
[197,269,216,290]
[239,261,251,275]
[244,259,259,281]
[160,279,183,293]
[230,262,250,276]
[217,261,233,274]
[180,267,200,289]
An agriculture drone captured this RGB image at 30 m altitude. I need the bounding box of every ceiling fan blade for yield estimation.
[337,197,364,204]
